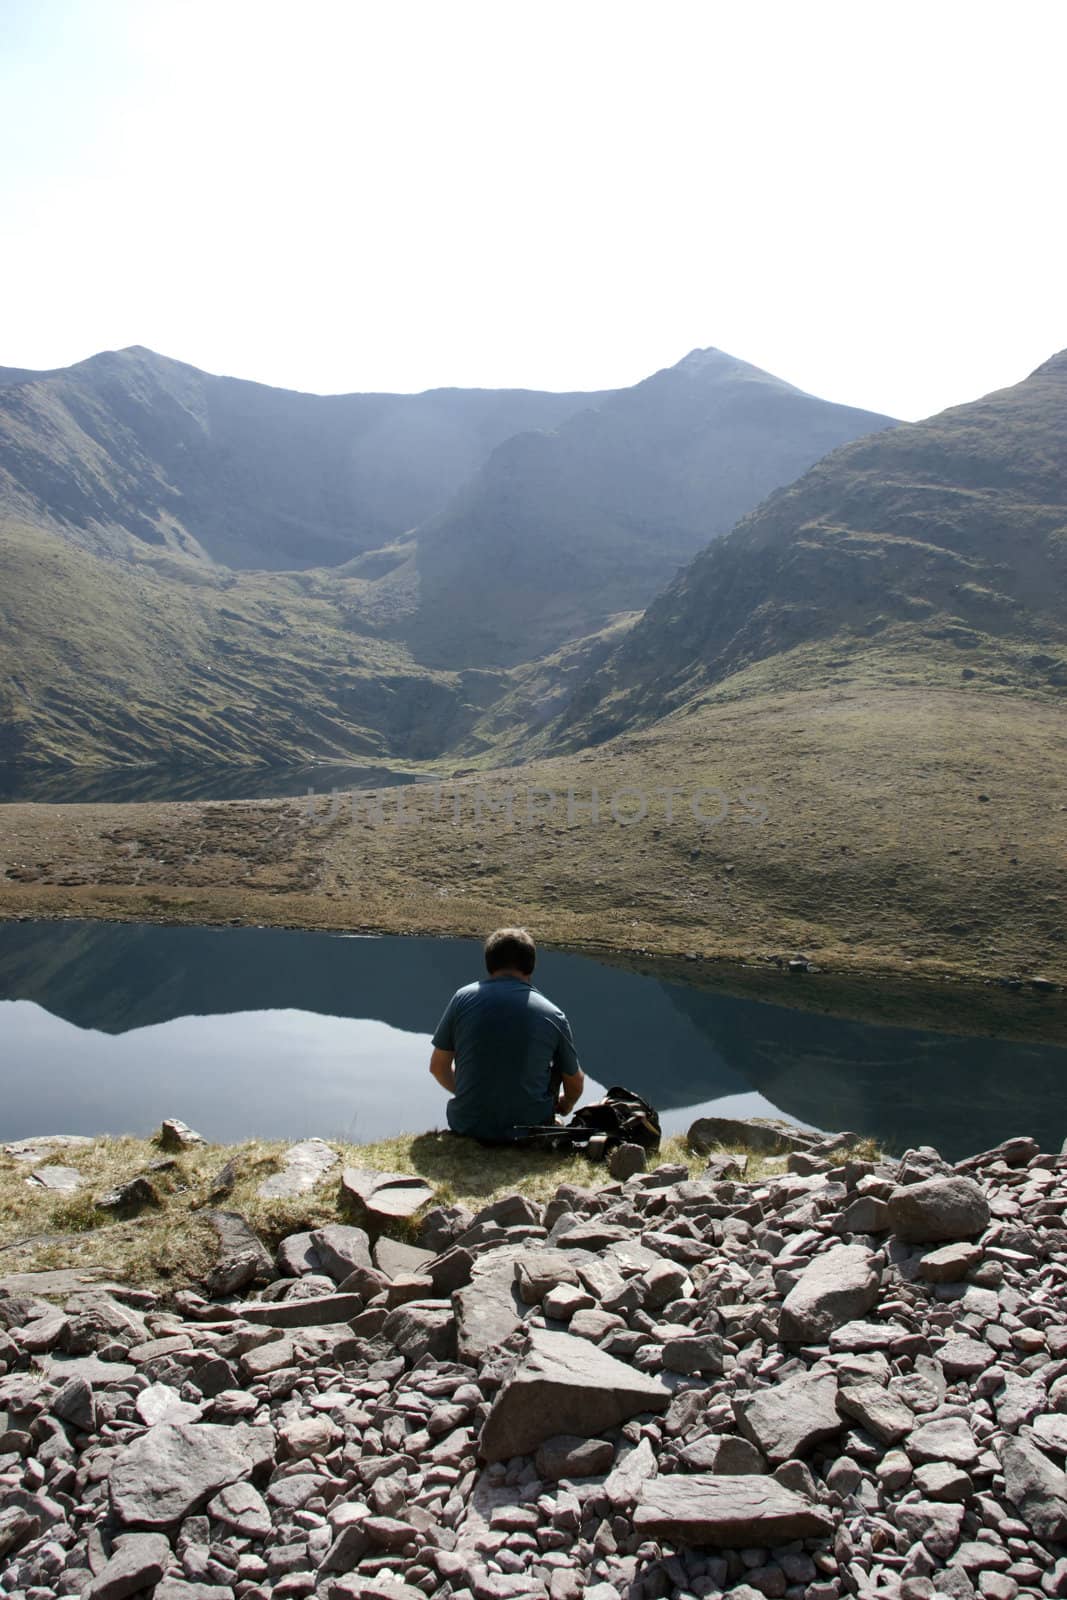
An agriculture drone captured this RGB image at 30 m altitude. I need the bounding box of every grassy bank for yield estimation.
[0,1128,829,1292]
[1,680,1065,988]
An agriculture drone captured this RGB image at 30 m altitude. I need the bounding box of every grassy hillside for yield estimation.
[398,348,896,667]
[555,351,1067,745]
[0,346,601,569]
[0,517,505,766]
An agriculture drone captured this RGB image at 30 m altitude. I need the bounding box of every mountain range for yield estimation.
[0,343,895,767]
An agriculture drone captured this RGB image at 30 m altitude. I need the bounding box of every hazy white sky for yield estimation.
[2,0,1065,420]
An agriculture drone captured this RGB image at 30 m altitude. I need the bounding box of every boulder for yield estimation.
[96,1176,160,1215]
[86,1533,172,1600]
[837,1382,913,1444]
[687,1116,815,1155]
[237,1293,364,1328]
[258,1138,338,1199]
[206,1480,272,1538]
[202,1210,273,1297]
[158,1119,206,1151]
[887,1175,991,1243]
[634,1474,832,1545]
[778,1244,881,1343]
[277,1231,323,1277]
[311,1223,374,1282]
[381,1299,457,1363]
[535,1435,615,1479]
[676,1434,765,1474]
[341,1166,434,1225]
[607,1143,647,1180]
[917,1242,982,1282]
[374,1237,435,1278]
[735,1368,842,1463]
[999,1432,1067,1541]
[109,1422,274,1527]
[27,1165,84,1193]
[480,1328,669,1461]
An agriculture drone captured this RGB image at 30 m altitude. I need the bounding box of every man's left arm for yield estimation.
[554,1016,584,1115]
[430,1047,456,1093]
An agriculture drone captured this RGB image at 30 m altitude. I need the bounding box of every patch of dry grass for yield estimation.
[0,1128,859,1292]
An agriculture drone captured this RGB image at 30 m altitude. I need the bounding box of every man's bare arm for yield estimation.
[557,1069,584,1116]
[429,1047,456,1094]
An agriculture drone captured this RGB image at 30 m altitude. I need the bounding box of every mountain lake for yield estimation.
[1,918,1065,1160]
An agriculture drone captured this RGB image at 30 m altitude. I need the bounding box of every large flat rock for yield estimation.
[634,1474,833,1545]
[341,1166,435,1224]
[480,1328,669,1462]
[109,1422,275,1527]
[735,1367,842,1463]
[258,1139,338,1199]
[779,1244,880,1344]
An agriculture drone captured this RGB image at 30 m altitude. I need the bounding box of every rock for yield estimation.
[382,1299,457,1363]
[837,1382,913,1445]
[0,1505,40,1558]
[917,1242,983,1282]
[158,1119,207,1150]
[887,1176,991,1243]
[999,1433,1067,1541]
[736,1367,843,1463]
[634,1474,832,1545]
[310,1224,374,1282]
[687,1117,814,1155]
[205,1480,272,1537]
[258,1139,338,1199]
[1032,1414,1067,1456]
[779,1244,881,1343]
[607,1143,647,1180]
[27,1164,84,1193]
[480,1328,670,1461]
[661,1332,724,1374]
[675,1432,762,1474]
[52,1374,96,1431]
[4,1133,94,1162]
[136,1383,203,1426]
[109,1422,274,1527]
[340,1165,434,1224]
[86,1533,171,1600]
[908,1417,979,1468]
[895,1500,965,1559]
[454,1248,531,1362]
[938,1335,995,1379]
[277,1231,323,1277]
[913,1462,973,1501]
[203,1210,274,1296]
[96,1176,160,1214]
[837,1194,890,1233]
[536,1435,615,1479]
[374,1237,435,1278]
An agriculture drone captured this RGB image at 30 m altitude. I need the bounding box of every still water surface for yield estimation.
[1,921,1065,1158]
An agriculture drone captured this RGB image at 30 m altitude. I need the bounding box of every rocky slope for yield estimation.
[555,352,1067,747]
[2,1124,1067,1600]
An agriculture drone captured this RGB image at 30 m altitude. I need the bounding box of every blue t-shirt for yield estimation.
[432,976,581,1141]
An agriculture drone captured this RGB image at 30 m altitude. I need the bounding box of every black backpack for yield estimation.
[518,1085,661,1158]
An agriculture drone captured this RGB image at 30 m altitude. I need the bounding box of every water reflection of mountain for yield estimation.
[662,983,1067,1159]
[0,921,747,1112]
[3,920,1065,1158]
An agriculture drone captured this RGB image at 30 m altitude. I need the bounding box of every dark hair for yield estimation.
[484,926,536,975]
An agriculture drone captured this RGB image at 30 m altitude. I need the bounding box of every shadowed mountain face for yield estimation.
[558,352,1067,744]
[403,349,896,667]
[0,347,602,570]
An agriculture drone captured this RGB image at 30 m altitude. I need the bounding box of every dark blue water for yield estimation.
[0,921,1065,1158]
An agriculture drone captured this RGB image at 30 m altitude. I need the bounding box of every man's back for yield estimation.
[432,975,580,1141]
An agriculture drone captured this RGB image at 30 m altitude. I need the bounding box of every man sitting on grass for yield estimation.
[429,926,585,1143]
